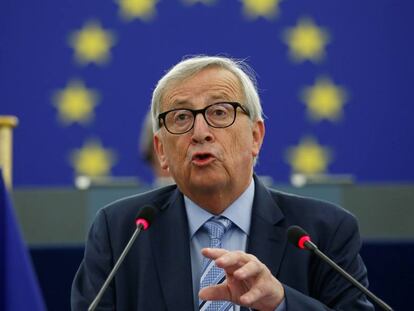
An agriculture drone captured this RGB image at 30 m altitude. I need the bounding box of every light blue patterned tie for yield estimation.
[199,216,234,311]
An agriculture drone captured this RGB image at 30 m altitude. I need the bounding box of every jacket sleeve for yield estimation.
[71,209,116,311]
[284,213,375,310]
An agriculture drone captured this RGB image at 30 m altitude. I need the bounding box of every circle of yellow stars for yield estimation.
[51,1,350,180]
[51,0,286,179]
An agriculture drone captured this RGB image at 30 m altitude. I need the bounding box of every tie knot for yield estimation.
[203,217,232,241]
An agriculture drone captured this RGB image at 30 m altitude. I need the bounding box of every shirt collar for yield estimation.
[184,178,255,238]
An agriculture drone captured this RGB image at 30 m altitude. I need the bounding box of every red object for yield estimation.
[298,235,311,249]
[135,219,150,230]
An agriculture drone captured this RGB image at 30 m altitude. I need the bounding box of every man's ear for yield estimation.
[252,120,265,157]
[154,134,169,170]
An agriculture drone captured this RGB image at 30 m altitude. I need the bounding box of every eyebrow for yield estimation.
[169,94,233,108]
[169,100,190,107]
[210,93,233,101]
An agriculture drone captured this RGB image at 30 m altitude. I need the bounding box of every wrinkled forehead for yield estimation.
[160,67,244,111]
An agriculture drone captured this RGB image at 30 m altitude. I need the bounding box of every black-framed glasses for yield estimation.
[157,102,250,135]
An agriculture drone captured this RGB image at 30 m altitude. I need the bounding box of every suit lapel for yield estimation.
[150,189,194,310]
[148,177,287,311]
[247,176,288,279]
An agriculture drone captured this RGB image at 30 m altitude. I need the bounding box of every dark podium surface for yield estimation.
[14,182,414,245]
[30,241,413,311]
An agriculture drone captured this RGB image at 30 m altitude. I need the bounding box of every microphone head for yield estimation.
[287,225,311,249]
[135,205,158,230]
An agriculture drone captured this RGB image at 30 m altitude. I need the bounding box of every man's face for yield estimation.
[154,67,264,199]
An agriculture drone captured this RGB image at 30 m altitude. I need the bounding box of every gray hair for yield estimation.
[150,55,263,132]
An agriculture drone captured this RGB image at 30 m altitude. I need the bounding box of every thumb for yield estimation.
[199,283,230,301]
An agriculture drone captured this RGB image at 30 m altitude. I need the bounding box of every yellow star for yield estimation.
[241,0,282,19]
[286,137,332,175]
[301,77,348,122]
[283,17,329,63]
[69,21,116,65]
[116,0,159,21]
[70,139,117,177]
[52,79,99,125]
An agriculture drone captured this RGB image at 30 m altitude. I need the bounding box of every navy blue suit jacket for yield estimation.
[71,176,374,310]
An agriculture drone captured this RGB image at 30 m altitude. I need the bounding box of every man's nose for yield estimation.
[191,114,213,143]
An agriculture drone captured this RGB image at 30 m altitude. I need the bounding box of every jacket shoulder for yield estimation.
[101,184,178,221]
[267,187,359,245]
[268,188,349,216]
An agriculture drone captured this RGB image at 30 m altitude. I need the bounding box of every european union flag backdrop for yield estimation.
[0,171,46,310]
[1,0,413,186]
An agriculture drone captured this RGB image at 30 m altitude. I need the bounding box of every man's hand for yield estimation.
[199,248,285,311]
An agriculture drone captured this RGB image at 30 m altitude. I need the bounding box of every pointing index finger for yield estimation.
[201,247,228,260]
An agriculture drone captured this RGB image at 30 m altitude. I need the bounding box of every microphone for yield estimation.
[88,205,158,311]
[287,225,393,311]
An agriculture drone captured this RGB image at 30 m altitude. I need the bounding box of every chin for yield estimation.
[189,172,228,191]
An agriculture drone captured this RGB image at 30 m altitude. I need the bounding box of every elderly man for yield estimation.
[72,56,374,310]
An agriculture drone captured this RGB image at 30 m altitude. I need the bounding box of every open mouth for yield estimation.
[194,153,211,160]
[192,152,215,165]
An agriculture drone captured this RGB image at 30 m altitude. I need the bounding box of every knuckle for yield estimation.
[247,254,258,261]
[234,250,245,257]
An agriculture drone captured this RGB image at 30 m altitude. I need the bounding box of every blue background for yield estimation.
[1,0,413,186]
